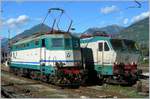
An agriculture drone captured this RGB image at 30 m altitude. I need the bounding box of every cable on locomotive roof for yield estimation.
[56,10,64,31]
[39,8,73,34]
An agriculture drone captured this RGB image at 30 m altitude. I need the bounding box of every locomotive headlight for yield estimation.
[114,61,118,65]
[75,62,81,66]
[131,61,136,65]
[131,61,134,65]
[134,62,137,64]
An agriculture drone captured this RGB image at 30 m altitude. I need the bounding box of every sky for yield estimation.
[0,0,149,38]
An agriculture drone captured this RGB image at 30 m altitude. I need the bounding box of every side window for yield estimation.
[104,42,109,51]
[35,40,39,46]
[27,43,29,47]
[98,42,103,51]
[42,39,45,47]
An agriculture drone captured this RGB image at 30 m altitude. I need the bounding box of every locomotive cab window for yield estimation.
[52,38,63,47]
[65,39,71,48]
[104,42,110,51]
[73,39,79,48]
[98,42,103,51]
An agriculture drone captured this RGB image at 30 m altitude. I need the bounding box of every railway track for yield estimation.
[1,87,15,98]
[1,86,28,98]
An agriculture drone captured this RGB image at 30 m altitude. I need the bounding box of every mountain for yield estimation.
[1,24,51,54]
[1,38,9,47]
[84,24,124,35]
[97,25,124,34]
[11,24,51,43]
[115,17,149,56]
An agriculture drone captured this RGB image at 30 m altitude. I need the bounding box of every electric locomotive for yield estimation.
[80,34,142,85]
[9,8,82,87]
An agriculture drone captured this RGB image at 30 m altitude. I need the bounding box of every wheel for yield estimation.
[30,71,36,79]
[41,74,49,82]
[17,68,23,77]
[14,68,19,75]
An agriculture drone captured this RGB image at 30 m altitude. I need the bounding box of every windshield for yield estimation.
[110,39,139,52]
[65,38,71,48]
[123,39,138,51]
[65,38,80,49]
[52,38,63,47]
[110,39,124,50]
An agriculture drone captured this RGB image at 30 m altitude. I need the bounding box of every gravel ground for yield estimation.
[138,63,149,73]
[1,70,80,98]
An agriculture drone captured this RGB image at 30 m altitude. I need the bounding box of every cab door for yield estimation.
[97,41,112,64]
[97,41,113,75]
[103,41,112,65]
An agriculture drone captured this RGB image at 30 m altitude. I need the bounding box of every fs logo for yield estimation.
[66,52,71,57]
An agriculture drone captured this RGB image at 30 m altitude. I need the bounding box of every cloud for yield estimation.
[6,15,29,28]
[0,19,5,27]
[6,18,17,28]
[123,18,129,25]
[131,11,149,22]
[100,5,119,14]
[17,15,29,24]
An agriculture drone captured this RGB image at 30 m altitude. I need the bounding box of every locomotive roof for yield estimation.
[13,31,75,46]
[80,36,135,43]
[80,36,111,43]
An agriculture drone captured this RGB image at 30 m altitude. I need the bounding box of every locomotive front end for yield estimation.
[64,36,82,67]
[110,39,141,84]
[52,34,82,87]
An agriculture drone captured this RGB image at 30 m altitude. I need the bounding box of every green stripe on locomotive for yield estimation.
[80,36,111,43]
[11,34,80,51]
[10,63,55,75]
